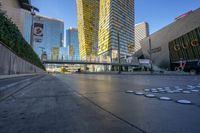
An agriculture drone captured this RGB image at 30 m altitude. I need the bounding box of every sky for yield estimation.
[31,0,200,44]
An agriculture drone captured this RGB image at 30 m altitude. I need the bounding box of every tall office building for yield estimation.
[76,0,99,60]
[66,28,80,60]
[135,22,149,52]
[22,11,64,60]
[98,0,135,63]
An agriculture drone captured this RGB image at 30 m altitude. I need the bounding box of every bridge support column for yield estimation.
[92,65,95,72]
[83,64,87,72]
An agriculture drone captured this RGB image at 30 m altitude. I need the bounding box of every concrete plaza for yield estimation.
[0,74,200,133]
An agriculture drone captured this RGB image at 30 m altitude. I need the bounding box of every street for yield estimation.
[0,74,200,133]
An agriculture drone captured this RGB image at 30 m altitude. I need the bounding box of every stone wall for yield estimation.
[0,42,44,75]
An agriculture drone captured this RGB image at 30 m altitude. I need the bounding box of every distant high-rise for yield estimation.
[66,28,80,60]
[22,11,64,60]
[59,47,68,60]
[98,0,135,63]
[135,22,149,52]
[76,0,99,60]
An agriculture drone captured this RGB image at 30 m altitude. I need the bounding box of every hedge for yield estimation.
[0,7,45,70]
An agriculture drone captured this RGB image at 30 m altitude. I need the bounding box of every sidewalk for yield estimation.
[78,71,194,76]
[0,74,38,80]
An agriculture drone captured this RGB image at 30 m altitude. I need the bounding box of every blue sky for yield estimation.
[32,0,200,35]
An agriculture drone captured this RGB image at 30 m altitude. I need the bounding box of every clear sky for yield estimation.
[32,0,200,43]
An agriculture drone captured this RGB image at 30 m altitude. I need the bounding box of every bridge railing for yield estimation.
[43,59,139,66]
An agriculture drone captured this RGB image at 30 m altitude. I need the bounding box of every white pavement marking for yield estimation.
[152,90,158,93]
[125,90,134,93]
[182,91,192,94]
[173,90,181,93]
[159,97,171,101]
[151,88,157,91]
[135,92,144,95]
[167,91,175,93]
[176,88,183,91]
[191,90,199,92]
[158,90,166,92]
[144,89,150,92]
[145,94,156,98]
[177,100,192,104]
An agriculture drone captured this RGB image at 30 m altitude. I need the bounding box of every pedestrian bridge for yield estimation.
[43,60,138,66]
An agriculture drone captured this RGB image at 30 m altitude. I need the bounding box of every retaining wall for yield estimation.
[0,42,44,75]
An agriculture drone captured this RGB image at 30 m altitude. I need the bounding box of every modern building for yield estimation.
[76,0,100,61]
[135,22,149,52]
[66,28,80,60]
[59,47,68,60]
[141,8,200,71]
[21,12,64,60]
[0,0,31,34]
[98,0,135,63]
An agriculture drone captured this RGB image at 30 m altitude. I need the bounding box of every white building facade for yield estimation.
[134,22,149,53]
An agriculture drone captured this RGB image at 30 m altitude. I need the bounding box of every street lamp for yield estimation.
[117,31,121,74]
[148,37,153,73]
[117,25,124,74]
[39,46,46,61]
[23,3,39,47]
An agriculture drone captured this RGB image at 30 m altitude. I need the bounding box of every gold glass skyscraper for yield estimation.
[98,0,135,62]
[76,0,99,60]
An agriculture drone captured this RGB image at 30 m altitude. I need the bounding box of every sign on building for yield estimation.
[33,22,44,43]
[169,27,200,71]
[169,27,200,63]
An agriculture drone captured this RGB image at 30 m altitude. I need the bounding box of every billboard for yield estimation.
[33,22,44,43]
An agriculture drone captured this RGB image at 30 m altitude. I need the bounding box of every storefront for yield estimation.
[169,27,200,71]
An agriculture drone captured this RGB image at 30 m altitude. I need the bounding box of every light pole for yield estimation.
[39,46,45,61]
[117,31,121,74]
[23,4,39,47]
[30,9,35,48]
[148,37,153,73]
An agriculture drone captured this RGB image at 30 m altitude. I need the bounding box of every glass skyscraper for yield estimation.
[59,47,68,60]
[98,0,135,63]
[76,0,99,61]
[21,10,64,60]
[66,28,80,60]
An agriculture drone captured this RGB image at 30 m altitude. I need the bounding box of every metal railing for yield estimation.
[43,59,138,66]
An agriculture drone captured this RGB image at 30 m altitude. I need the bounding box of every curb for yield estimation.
[0,74,39,80]
[76,72,193,76]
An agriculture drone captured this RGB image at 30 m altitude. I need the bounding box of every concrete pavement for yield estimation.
[0,74,45,102]
[0,74,38,88]
[0,74,38,80]
[0,74,200,133]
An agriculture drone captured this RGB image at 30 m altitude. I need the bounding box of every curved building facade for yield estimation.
[76,0,99,61]
[98,0,135,63]
[141,8,200,71]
